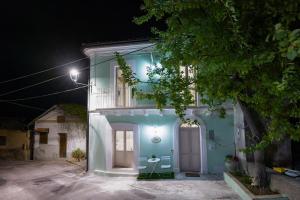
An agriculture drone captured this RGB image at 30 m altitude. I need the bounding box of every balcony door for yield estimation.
[116,67,130,107]
[113,130,134,168]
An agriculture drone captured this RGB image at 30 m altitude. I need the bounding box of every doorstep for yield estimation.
[94,168,138,177]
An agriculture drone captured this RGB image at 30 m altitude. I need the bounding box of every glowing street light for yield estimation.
[69,69,80,83]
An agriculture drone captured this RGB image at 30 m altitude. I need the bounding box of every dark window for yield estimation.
[57,116,65,123]
[0,136,6,146]
[39,132,48,144]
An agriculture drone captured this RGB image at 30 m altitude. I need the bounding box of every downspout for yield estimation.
[26,122,35,160]
[86,64,90,172]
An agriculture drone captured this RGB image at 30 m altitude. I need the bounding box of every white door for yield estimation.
[114,130,134,168]
[179,127,201,172]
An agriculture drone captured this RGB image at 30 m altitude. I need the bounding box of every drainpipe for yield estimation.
[26,123,35,160]
[86,69,90,172]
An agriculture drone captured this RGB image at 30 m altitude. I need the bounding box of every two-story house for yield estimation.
[83,40,235,176]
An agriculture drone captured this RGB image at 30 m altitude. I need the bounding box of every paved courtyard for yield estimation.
[0,161,240,200]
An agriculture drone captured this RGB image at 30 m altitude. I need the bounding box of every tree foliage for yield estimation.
[117,0,300,149]
[60,104,87,124]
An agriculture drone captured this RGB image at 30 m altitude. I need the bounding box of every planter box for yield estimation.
[224,172,289,200]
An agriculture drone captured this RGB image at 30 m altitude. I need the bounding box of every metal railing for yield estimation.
[90,87,139,110]
[89,87,200,110]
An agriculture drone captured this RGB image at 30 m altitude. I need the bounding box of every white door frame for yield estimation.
[173,116,208,174]
[110,60,136,107]
[106,123,139,171]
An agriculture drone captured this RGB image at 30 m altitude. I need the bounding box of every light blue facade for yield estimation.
[85,41,235,176]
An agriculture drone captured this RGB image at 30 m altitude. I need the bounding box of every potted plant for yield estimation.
[225,155,239,172]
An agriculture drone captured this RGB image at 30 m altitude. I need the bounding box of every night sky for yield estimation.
[0,1,154,121]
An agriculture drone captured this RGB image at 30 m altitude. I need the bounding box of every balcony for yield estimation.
[89,87,148,110]
[89,87,200,111]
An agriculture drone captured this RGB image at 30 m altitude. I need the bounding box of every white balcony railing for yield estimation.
[89,87,200,110]
[90,87,140,110]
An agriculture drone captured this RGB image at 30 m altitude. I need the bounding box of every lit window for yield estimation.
[180,66,197,105]
[126,131,134,151]
[115,131,124,151]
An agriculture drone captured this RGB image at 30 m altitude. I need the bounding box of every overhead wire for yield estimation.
[0,42,155,86]
[0,74,67,97]
[0,85,88,102]
[3,101,46,111]
[0,43,156,100]
[0,57,89,85]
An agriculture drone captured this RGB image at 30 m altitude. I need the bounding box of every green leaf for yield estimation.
[286,47,298,60]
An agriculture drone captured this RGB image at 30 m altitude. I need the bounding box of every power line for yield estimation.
[0,42,156,85]
[0,85,88,102]
[2,101,46,111]
[0,44,155,98]
[0,74,66,97]
[0,57,88,85]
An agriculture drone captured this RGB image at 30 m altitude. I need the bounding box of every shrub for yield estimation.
[72,148,85,161]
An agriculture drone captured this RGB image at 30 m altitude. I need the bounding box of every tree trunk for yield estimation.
[237,99,268,187]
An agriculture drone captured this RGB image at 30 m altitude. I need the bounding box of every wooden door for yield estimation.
[179,127,201,172]
[59,133,67,158]
[114,130,134,168]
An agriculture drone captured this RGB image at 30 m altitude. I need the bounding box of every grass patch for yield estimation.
[231,172,278,195]
[137,172,175,180]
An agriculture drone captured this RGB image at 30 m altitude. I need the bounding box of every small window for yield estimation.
[0,136,7,146]
[57,116,65,123]
[126,131,134,151]
[39,132,48,144]
[115,131,124,151]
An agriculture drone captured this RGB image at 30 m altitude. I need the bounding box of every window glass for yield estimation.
[115,131,124,151]
[39,132,48,144]
[180,123,199,128]
[180,66,196,105]
[126,131,134,151]
[0,136,6,146]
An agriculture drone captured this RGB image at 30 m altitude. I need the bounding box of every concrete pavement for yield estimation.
[0,161,240,200]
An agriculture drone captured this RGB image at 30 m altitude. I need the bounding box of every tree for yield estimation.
[117,0,300,187]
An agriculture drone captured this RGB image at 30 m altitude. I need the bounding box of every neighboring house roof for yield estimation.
[28,104,86,126]
[28,105,58,126]
[82,39,156,57]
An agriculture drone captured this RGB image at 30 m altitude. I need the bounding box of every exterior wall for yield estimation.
[89,113,111,171]
[0,129,29,160]
[86,42,235,175]
[201,112,235,173]
[88,110,235,174]
[34,109,86,160]
[89,52,159,110]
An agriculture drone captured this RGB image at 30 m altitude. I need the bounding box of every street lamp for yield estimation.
[69,68,88,86]
[69,69,79,83]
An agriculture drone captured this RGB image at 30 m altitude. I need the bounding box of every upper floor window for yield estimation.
[180,66,194,79]
[180,66,197,106]
[116,67,130,107]
[57,116,65,123]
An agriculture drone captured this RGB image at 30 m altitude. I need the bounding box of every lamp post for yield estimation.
[69,68,90,172]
